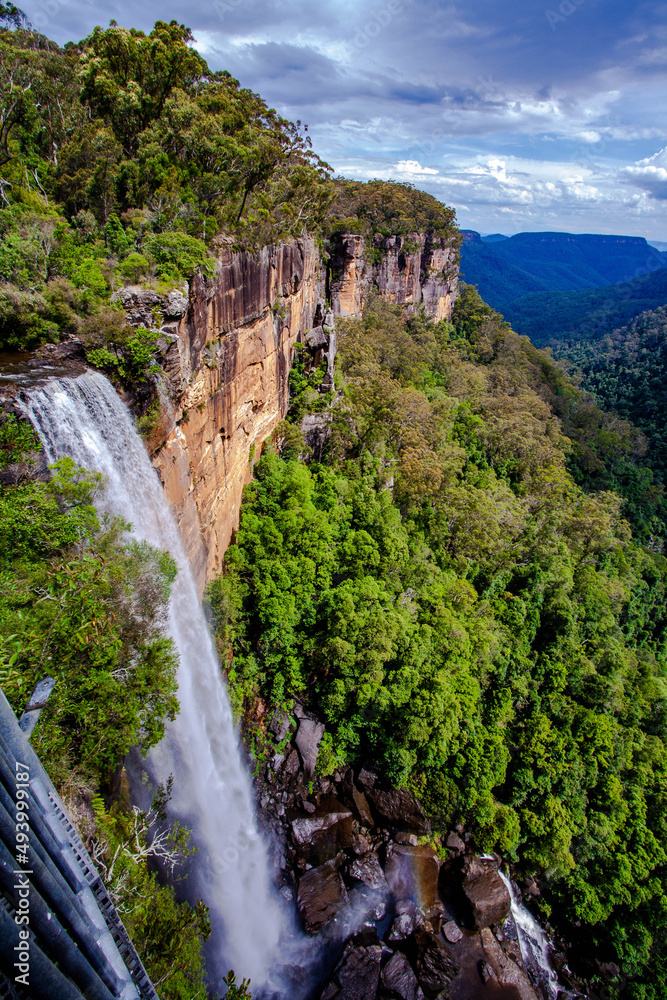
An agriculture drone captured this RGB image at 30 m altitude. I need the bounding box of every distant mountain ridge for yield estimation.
[504,266,667,347]
[460,229,667,315]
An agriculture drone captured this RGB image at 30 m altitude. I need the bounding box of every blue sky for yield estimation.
[21,0,667,238]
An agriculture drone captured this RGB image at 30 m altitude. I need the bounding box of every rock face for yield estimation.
[365,785,430,835]
[459,856,511,930]
[297,857,349,934]
[330,233,457,322]
[114,230,458,594]
[149,238,325,592]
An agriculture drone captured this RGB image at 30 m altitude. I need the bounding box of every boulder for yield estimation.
[413,927,460,1000]
[459,856,511,930]
[284,748,300,776]
[291,801,352,847]
[381,952,424,1000]
[340,771,375,827]
[321,942,383,1000]
[295,717,325,778]
[480,961,496,984]
[366,786,429,835]
[443,921,463,944]
[305,325,327,349]
[479,927,540,1000]
[385,844,440,910]
[356,765,378,790]
[445,832,465,854]
[297,859,349,934]
[395,832,419,847]
[349,852,388,891]
[164,289,188,319]
[269,707,291,741]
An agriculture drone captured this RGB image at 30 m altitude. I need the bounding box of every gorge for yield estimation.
[1,17,666,1000]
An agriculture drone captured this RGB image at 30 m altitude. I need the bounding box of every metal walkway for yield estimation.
[0,687,160,1000]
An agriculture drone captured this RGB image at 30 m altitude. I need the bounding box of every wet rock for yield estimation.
[445,832,465,854]
[387,910,419,944]
[340,771,375,827]
[413,927,459,1000]
[460,856,511,930]
[479,927,540,1000]
[295,717,325,778]
[336,885,388,937]
[443,921,463,944]
[480,961,496,983]
[284,749,300,776]
[381,951,425,1000]
[297,858,349,934]
[269,707,292,741]
[385,844,440,909]
[320,942,383,1000]
[349,852,388,891]
[395,832,419,847]
[366,786,429,835]
[291,802,353,846]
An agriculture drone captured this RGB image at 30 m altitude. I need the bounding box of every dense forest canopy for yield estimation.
[2,11,667,1000]
[0,18,334,352]
[210,289,667,999]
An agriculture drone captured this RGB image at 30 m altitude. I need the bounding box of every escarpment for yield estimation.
[330,232,458,321]
[117,231,459,593]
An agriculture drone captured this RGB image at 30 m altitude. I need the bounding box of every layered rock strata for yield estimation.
[134,238,326,592]
[115,229,458,593]
[330,233,457,322]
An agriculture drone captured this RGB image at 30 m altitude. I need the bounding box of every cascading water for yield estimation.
[22,370,286,989]
[499,871,561,1000]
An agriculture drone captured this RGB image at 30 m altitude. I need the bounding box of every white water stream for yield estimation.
[23,371,284,989]
[499,871,561,999]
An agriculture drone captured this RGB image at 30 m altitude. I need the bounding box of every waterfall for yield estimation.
[22,371,285,989]
[499,871,561,1000]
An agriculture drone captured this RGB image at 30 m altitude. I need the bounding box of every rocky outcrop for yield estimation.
[250,696,549,1000]
[330,233,457,322]
[111,229,457,593]
[458,856,511,930]
[146,238,326,592]
[297,857,350,934]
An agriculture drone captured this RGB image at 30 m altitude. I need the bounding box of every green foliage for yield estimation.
[329,179,460,244]
[92,781,210,1000]
[0,437,179,783]
[209,295,667,995]
[0,17,335,352]
[552,306,667,544]
[504,266,667,347]
[143,231,213,282]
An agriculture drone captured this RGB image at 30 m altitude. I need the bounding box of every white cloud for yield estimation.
[394,160,439,175]
[622,147,667,200]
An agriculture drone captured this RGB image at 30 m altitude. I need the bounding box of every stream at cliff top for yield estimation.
[22,370,289,991]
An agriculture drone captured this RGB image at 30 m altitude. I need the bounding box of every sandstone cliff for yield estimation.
[118,232,458,593]
[330,232,457,321]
